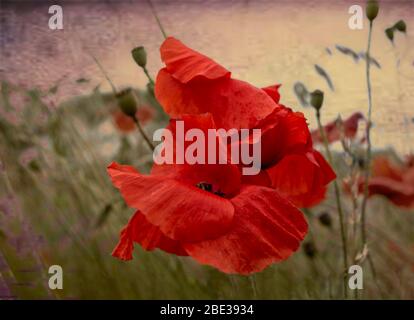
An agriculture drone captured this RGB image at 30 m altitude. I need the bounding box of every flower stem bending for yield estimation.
[133,116,155,152]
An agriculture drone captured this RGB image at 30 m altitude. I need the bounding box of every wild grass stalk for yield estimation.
[360,20,374,257]
[148,0,168,39]
[314,107,349,299]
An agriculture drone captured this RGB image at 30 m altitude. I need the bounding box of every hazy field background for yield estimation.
[1,0,414,299]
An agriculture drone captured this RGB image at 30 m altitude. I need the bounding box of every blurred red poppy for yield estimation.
[311,112,365,144]
[365,155,414,208]
[112,110,135,133]
[112,106,155,133]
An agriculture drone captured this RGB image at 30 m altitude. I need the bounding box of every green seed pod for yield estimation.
[394,20,406,33]
[310,90,324,111]
[116,88,137,117]
[385,27,394,42]
[131,46,147,68]
[366,0,379,22]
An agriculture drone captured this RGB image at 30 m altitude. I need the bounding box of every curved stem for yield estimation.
[91,55,155,153]
[316,109,349,299]
[133,116,155,151]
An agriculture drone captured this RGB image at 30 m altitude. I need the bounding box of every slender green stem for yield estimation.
[90,54,117,95]
[360,20,373,257]
[133,116,155,151]
[91,55,155,153]
[351,20,379,293]
[316,109,349,299]
[143,67,155,85]
[148,0,168,39]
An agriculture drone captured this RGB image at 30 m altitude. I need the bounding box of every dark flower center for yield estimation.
[195,182,225,197]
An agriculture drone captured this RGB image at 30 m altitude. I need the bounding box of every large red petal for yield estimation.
[151,163,241,198]
[258,106,311,167]
[287,186,328,208]
[112,211,188,260]
[154,113,228,167]
[160,37,231,83]
[184,185,308,274]
[107,162,235,242]
[266,150,335,207]
[241,170,271,187]
[262,84,281,104]
[155,69,277,130]
[312,149,337,184]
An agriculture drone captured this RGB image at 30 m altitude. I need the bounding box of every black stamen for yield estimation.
[195,182,225,197]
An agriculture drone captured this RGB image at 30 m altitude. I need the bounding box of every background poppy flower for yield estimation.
[112,110,135,133]
[364,155,414,208]
[311,112,365,144]
[112,106,155,133]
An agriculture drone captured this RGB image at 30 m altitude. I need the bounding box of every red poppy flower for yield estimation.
[107,38,340,275]
[108,115,308,274]
[154,37,336,208]
[266,149,336,208]
[112,110,135,133]
[137,105,156,124]
[365,155,414,208]
[112,106,155,133]
[311,112,365,144]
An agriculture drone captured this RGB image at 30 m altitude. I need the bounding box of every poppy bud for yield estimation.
[318,212,332,228]
[394,20,406,33]
[385,27,394,42]
[303,241,317,259]
[131,46,147,68]
[310,90,324,111]
[366,0,379,22]
[116,88,137,118]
